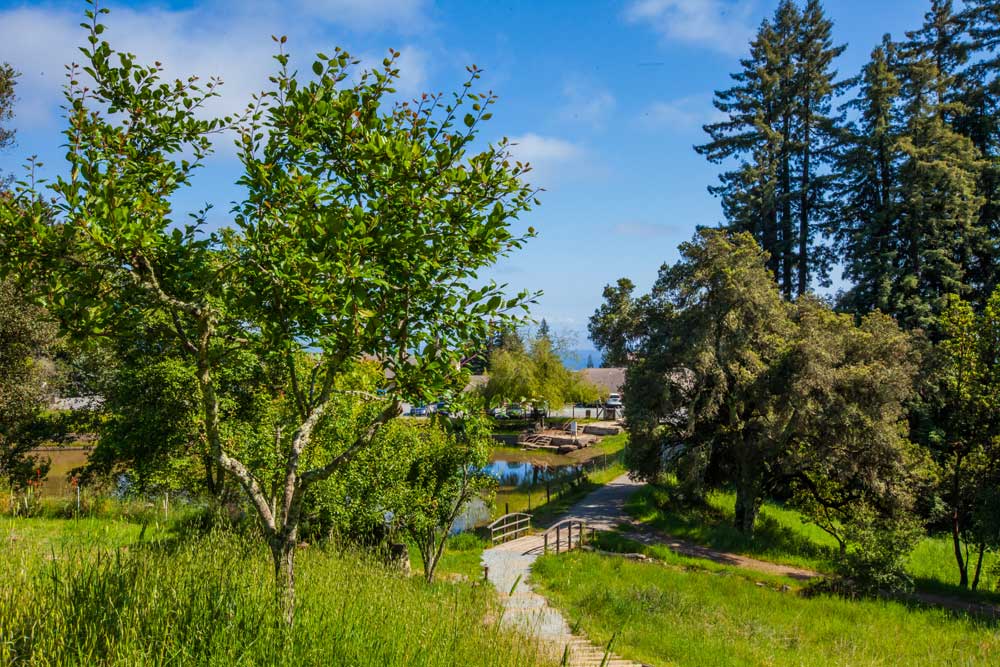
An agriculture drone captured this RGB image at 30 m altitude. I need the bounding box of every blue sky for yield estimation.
[0,0,931,345]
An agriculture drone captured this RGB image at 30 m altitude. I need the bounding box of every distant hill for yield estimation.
[560,348,602,370]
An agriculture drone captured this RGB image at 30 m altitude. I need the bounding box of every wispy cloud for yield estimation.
[507,133,587,188]
[509,133,582,164]
[0,1,437,132]
[640,94,724,131]
[613,221,684,238]
[558,78,616,128]
[625,0,754,55]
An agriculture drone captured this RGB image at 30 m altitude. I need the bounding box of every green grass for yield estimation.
[1,518,554,667]
[628,482,1000,599]
[532,550,1000,667]
[627,484,839,571]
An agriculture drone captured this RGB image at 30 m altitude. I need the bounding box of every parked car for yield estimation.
[606,393,623,408]
[506,405,526,419]
[409,404,430,417]
[436,402,452,417]
[489,406,508,419]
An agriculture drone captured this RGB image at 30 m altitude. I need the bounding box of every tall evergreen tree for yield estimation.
[832,37,903,315]
[698,0,844,298]
[958,0,1000,301]
[892,3,986,329]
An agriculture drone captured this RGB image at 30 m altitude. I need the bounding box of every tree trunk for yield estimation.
[780,115,794,298]
[271,534,297,625]
[972,543,986,591]
[798,103,811,297]
[951,454,969,588]
[952,507,969,588]
[734,470,762,537]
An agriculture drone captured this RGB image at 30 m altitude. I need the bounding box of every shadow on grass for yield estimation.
[627,484,837,571]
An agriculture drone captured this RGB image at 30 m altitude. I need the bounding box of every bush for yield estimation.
[837,507,923,595]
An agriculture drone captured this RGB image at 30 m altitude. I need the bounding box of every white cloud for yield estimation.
[558,79,616,128]
[640,94,724,130]
[509,133,582,164]
[625,0,754,54]
[507,133,586,189]
[0,1,437,133]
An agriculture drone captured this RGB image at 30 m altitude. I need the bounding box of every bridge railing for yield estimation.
[487,512,532,545]
[542,518,591,554]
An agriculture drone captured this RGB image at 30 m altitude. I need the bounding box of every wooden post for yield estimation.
[484,565,489,581]
[544,533,548,554]
[556,525,561,554]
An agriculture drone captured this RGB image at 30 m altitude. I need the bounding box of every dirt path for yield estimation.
[622,526,819,580]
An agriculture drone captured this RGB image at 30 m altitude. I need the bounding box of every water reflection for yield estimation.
[483,459,582,487]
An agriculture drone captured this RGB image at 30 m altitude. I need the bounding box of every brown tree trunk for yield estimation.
[972,543,986,591]
[271,534,297,625]
[951,454,969,588]
[734,466,762,537]
[952,508,969,588]
[798,103,811,297]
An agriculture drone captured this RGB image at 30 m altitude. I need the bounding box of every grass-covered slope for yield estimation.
[1,518,552,667]
[533,551,1000,667]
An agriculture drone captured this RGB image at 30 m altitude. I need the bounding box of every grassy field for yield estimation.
[532,550,1000,667]
[628,482,1000,598]
[1,517,553,667]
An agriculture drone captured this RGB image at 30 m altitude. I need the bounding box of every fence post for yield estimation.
[505,502,509,516]
[556,525,561,554]
[544,533,548,554]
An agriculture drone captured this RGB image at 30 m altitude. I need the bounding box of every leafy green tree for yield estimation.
[625,229,794,534]
[0,5,534,621]
[782,298,925,561]
[482,334,600,411]
[399,408,495,583]
[0,280,57,490]
[932,289,1000,589]
[625,229,921,549]
[588,277,646,367]
[0,62,16,183]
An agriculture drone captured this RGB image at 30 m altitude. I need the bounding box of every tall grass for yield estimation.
[533,551,1000,667]
[1,524,553,667]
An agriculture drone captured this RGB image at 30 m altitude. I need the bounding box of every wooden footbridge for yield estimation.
[483,511,647,667]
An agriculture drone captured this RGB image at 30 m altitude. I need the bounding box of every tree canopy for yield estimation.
[0,5,536,621]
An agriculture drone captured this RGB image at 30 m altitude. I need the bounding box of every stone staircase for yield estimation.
[520,433,553,449]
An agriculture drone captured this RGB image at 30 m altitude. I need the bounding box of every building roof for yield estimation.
[579,367,625,395]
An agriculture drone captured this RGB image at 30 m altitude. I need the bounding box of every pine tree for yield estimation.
[795,0,847,294]
[957,0,1000,301]
[697,1,844,297]
[892,3,986,329]
[832,37,902,315]
[537,318,551,341]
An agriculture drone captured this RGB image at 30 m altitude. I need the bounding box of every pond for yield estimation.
[483,458,583,488]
